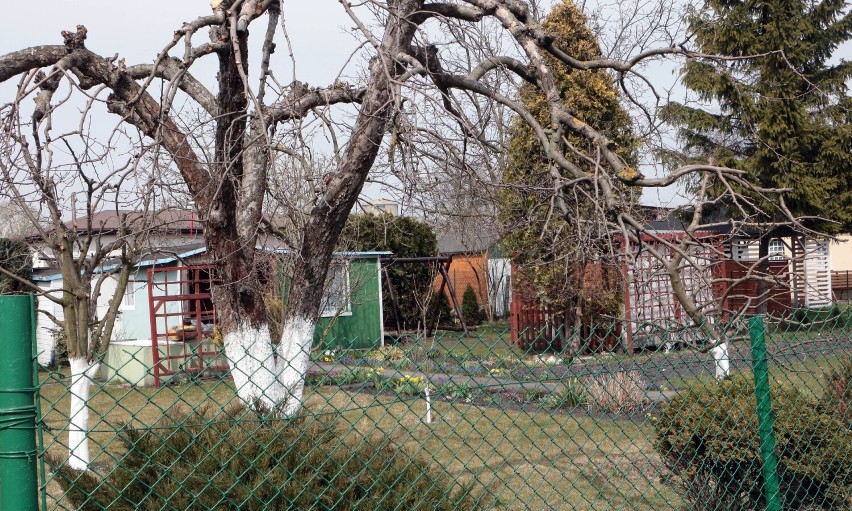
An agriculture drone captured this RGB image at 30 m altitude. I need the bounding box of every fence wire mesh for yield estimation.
[30,306,852,510]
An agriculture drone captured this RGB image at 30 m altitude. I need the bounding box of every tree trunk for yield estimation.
[259,0,424,416]
[67,358,100,471]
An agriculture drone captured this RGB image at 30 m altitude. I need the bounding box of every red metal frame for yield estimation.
[147,264,228,387]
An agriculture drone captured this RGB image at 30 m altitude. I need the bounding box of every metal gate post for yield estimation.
[748,315,782,511]
[0,294,39,511]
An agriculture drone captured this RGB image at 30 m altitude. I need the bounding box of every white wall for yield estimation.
[35,280,64,366]
[831,234,852,272]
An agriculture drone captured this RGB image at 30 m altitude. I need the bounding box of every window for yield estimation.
[768,238,785,261]
[320,261,351,317]
[122,281,136,310]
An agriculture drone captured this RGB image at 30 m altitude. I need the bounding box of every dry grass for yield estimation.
[584,371,647,414]
[37,372,683,510]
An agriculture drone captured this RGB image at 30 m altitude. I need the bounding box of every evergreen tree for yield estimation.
[499,0,637,315]
[663,0,852,232]
[461,284,484,326]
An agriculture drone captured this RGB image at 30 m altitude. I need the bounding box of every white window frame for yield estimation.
[122,280,136,310]
[320,261,352,318]
[768,238,785,261]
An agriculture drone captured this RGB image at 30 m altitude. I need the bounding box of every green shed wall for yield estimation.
[315,258,383,350]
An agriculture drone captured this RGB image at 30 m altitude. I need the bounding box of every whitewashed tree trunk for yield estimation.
[67,357,101,471]
[711,342,730,379]
[223,318,315,416]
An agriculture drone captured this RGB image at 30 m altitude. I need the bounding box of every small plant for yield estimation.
[585,371,646,414]
[489,368,505,376]
[357,366,386,389]
[540,379,586,410]
[461,284,484,326]
[305,369,325,386]
[391,375,430,397]
[365,346,409,367]
[516,388,549,404]
[440,381,474,401]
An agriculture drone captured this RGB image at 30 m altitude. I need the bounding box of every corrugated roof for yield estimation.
[31,243,391,281]
[436,227,501,254]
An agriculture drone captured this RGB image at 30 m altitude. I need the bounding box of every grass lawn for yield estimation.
[37,371,683,510]
[667,353,848,400]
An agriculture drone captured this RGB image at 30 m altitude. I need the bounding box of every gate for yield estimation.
[147,264,228,387]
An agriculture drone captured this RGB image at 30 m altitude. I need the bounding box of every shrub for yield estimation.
[365,346,409,367]
[655,376,852,510]
[818,357,851,427]
[584,371,645,414]
[0,238,31,294]
[461,284,484,326]
[51,406,474,510]
[787,305,852,331]
[428,291,454,326]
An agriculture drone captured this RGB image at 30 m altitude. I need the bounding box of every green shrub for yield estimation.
[787,305,852,331]
[51,406,475,510]
[461,284,484,326]
[428,291,454,326]
[818,357,851,427]
[0,238,31,294]
[655,376,852,510]
[540,379,586,410]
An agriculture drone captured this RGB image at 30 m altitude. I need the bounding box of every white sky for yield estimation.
[7,1,845,212]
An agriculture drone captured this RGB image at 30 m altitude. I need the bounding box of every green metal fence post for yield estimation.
[0,294,39,511]
[748,315,782,511]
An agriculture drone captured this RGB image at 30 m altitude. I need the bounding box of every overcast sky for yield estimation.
[10,1,844,211]
[3,1,359,86]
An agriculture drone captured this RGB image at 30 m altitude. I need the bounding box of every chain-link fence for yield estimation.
[21,307,852,509]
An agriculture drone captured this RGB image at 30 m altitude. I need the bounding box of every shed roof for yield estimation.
[31,243,390,282]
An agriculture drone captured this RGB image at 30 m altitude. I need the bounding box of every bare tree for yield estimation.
[0,1,812,466]
[0,200,38,238]
[0,87,156,469]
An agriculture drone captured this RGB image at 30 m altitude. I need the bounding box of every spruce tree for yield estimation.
[663,0,852,232]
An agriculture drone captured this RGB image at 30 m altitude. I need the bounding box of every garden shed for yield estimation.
[508,215,833,353]
[33,245,388,385]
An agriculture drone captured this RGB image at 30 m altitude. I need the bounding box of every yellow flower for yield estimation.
[490,368,503,375]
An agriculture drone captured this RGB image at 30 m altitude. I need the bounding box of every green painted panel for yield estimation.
[315,258,382,350]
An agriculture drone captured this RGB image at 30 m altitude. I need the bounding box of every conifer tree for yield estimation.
[499,0,638,318]
[663,0,852,232]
